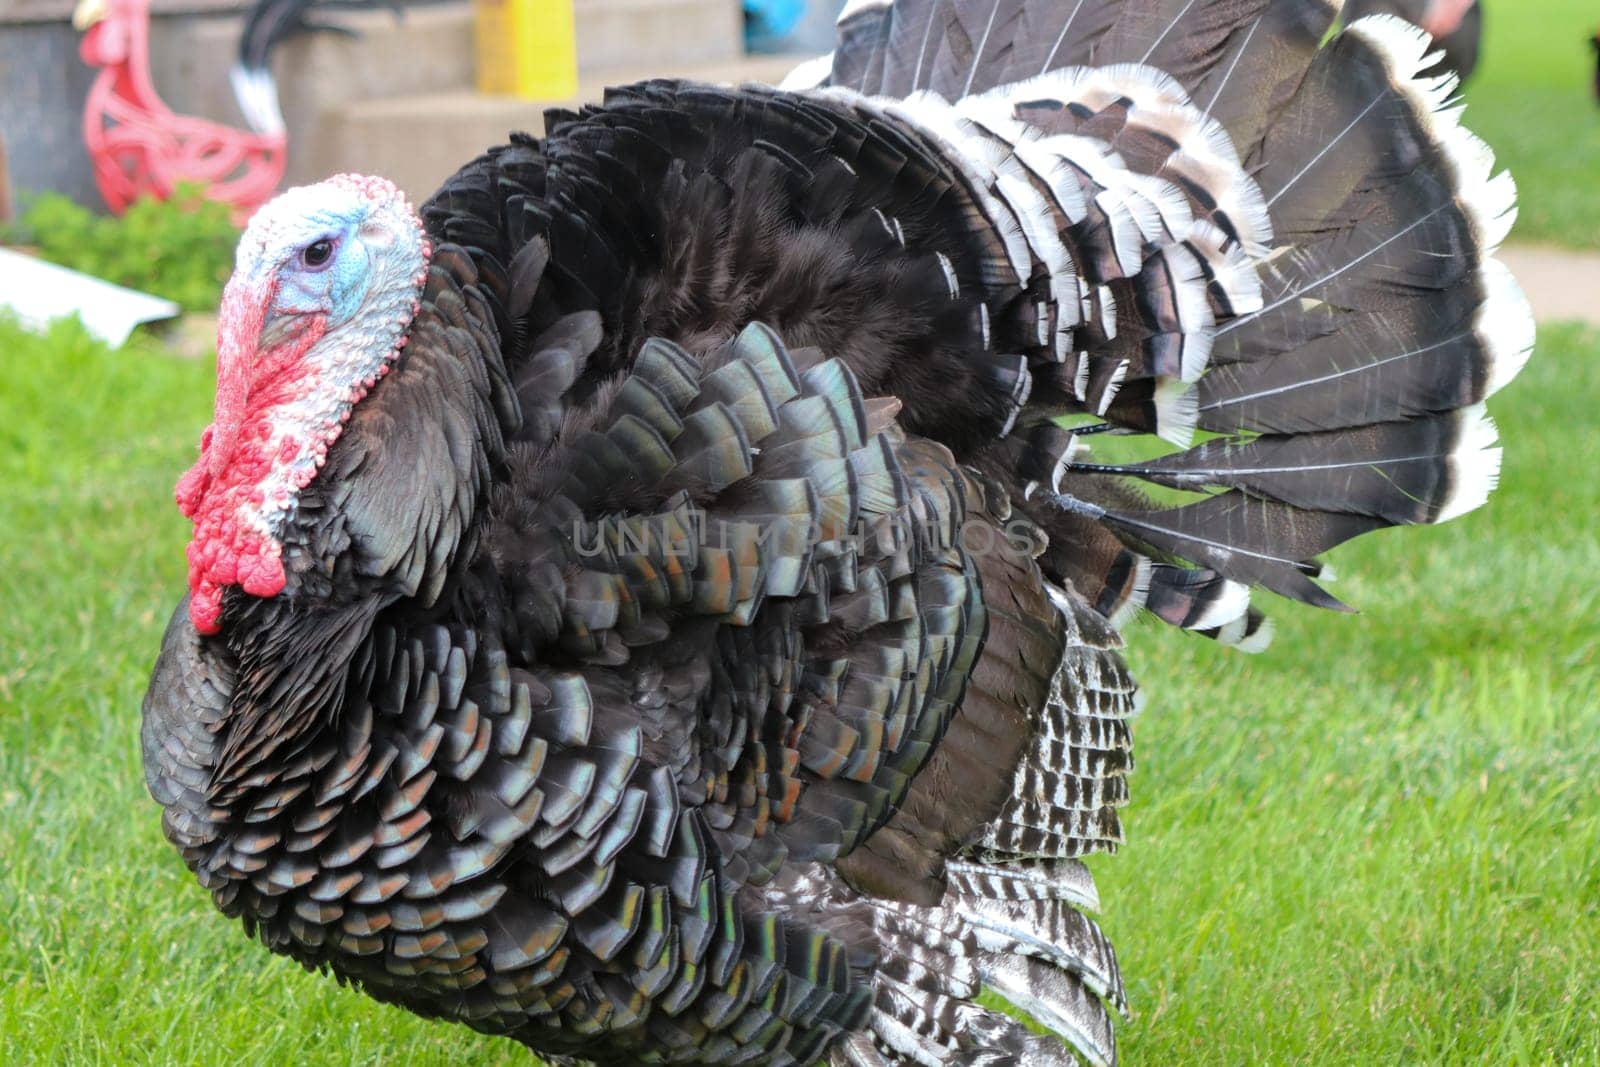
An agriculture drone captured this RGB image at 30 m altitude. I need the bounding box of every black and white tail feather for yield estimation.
[230,0,393,136]
[784,1,1530,1063]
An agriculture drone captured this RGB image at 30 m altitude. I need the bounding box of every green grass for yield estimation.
[1463,0,1600,248]
[0,315,1595,1063]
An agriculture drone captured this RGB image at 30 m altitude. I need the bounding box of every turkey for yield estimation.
[142,2,1532,1064]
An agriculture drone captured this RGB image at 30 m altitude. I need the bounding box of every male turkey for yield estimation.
[143,1,1531,1064]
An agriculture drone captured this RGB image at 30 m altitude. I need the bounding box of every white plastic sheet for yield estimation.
[0,247,180,347]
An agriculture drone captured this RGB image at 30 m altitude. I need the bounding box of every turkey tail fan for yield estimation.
[790,3,1531,644]
[777,4,1528,1056]
[1108,404,1505,527]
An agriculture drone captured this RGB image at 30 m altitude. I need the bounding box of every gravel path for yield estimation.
[1499,245,1600,327]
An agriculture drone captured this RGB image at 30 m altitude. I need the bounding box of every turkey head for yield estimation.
[174,174,429,635]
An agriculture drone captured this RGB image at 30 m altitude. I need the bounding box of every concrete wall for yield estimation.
[0,2,471,209]
[0,1,261,208]
[1,21,105,208]
[144,4,480,189]
[0,0,747,211]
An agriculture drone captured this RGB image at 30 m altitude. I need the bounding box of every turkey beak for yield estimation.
[72,0,109,31]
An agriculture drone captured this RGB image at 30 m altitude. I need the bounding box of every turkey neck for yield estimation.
[200,594,382,810]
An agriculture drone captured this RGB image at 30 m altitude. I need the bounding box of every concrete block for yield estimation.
[574,0,743,74]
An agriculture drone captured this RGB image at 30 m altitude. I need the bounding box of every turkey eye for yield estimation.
[301,239,335,269]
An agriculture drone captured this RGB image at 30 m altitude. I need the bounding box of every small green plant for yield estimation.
[0,183,237,312]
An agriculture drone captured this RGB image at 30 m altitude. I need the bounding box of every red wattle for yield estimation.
[190,581,224,636]
[178,285,327,634]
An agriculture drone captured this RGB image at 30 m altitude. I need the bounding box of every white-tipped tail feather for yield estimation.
[1346,16,1518,254]
[228,65,285,137]
[1216,611,1275,654]
[1435,404,1504,523]
[1185,578,1252,632]
[1478,258,1537,397]
[1150,377,1200,448]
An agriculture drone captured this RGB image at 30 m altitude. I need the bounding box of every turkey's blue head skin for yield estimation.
[175,174,432,635]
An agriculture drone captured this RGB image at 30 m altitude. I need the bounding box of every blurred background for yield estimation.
[1,1,1598,1063]
[0,0,846,213]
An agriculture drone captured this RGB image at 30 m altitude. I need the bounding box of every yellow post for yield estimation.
[473,0,580,100]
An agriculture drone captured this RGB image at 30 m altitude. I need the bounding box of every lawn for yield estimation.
[1463,0,1600,248]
